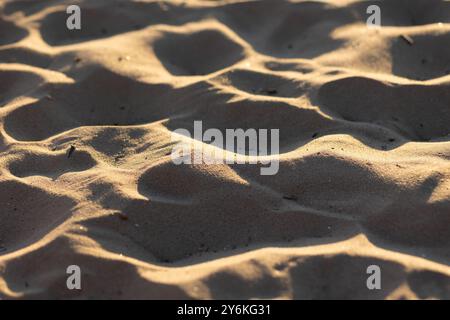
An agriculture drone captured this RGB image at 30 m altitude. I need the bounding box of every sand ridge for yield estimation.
[0,0,449,299]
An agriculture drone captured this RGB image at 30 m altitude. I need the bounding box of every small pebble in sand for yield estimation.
[118,56,131,62]
[117,213,129,221]
[400,34,414,46]
[67,145,76,158]
[262,88,278,95]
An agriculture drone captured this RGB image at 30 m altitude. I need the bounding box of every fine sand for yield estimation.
[0,0,449,299]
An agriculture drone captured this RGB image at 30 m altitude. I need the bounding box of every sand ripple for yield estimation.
[0,0,449,299]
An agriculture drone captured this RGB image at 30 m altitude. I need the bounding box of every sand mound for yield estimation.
[318,76,450,140]
[154,28,246,75]
[0,18,27,45]
[0,0,449,299]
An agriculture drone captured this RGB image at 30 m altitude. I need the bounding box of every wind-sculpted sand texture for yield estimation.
[0,0,449,299]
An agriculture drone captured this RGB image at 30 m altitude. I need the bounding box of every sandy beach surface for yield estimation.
[0,0,449,299]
